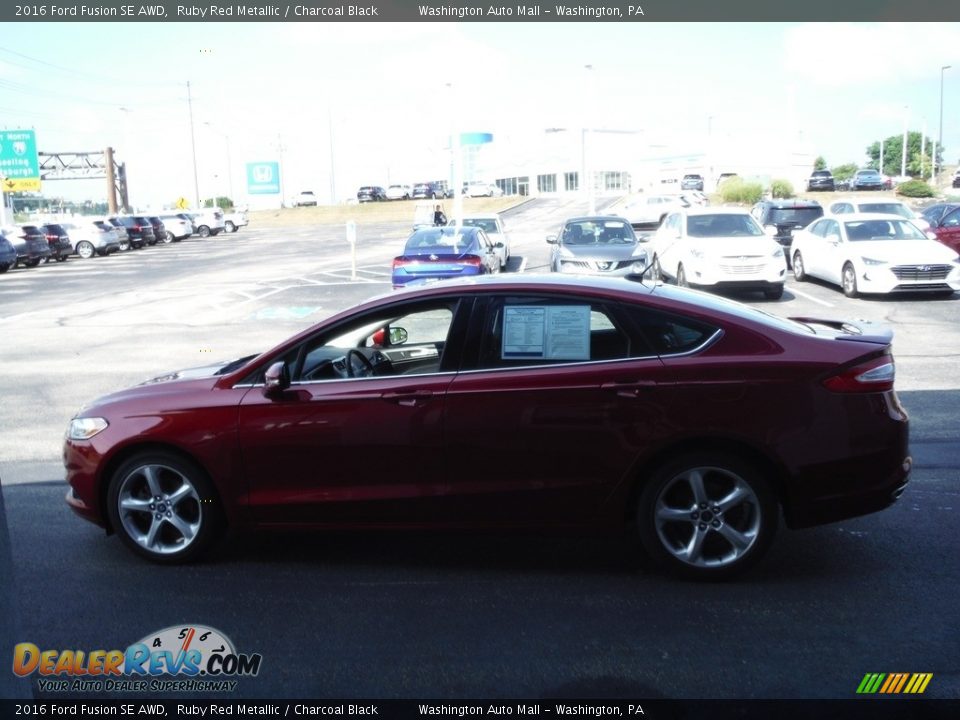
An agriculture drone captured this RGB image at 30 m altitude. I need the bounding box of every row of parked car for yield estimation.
[0,208,249,273]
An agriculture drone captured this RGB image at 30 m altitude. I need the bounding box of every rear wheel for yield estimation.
[118,239,130,251]
[197,226,211,238]
[842,262,859,298]
[224,221,236,233]
[107,451,224,564]
[76,241,96,259]
[162,231,175,244]
[26,259,41,268]
[636,452,778,580]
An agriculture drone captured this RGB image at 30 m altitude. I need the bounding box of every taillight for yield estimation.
[822,355,895,393]
[392,257,412,270]
[461,255,482,268]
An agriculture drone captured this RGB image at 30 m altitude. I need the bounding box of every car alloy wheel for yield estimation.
[636,452,777,579]
[76,241,96,259]
[198,226,211,238]
[163,231,175,244]
[225,221,236,233]
[792,252,806,281]
[107,451,222,563]
[842,262,859,298]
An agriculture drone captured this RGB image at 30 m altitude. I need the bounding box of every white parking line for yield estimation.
[789,286,835,307]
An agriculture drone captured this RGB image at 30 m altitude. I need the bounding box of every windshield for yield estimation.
[686,213,763,238]
[844,219,927,241]
[561,220,637,245]
[458,218,499,234]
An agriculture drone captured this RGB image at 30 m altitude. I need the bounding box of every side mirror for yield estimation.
[263,361,290,396]
[388,327,408,346]
[545,234,557,244]
[494,241,505,248]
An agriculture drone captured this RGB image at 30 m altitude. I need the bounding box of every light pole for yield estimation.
[204,122,234,204]
[186,81,201,209]
[938,65,951,184]
[901,106,909,178]
[584,64,595,214]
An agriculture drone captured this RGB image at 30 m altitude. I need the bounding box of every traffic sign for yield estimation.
[0,129,40,183]
[246,162,280,194]
[2,177,41,192]
[176,196,190,209]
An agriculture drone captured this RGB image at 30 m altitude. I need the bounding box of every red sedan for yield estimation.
[64,275,910,579]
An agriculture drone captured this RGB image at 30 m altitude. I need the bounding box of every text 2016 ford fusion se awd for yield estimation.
[64,275,910,579]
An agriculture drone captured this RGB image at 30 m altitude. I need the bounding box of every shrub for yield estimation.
[770,179,795,199]
[718,177,765,204]
[895,180,935,198]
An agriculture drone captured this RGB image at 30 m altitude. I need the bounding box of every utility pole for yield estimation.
[187,81,201,208]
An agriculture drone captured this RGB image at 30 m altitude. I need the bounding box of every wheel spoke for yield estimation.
[167,482,197,506]
[686,469,708,506]
[716,484,751,513]
[717,523,755,554]
[682,528,707,563]
[656,504,694,523]
[143,517,163,549]
[120,496,152,513]
[168,513,198,543]
[142,465,163,497]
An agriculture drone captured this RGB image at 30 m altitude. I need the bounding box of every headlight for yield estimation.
[861,257,886,266]
[68,417,108,441]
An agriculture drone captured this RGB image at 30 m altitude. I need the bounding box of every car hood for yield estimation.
[850,240,959,263]
[559,242,644,260]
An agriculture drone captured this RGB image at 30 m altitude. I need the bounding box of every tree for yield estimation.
[813,156,827,171]
[866,131,940,178]
[831,163,858,182]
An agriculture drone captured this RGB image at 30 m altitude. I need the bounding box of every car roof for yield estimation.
[679,206,756,216]
[822,212,923,222]
[562,215,632,223]
[759,199,822,208]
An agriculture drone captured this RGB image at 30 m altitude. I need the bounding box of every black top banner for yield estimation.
[1,699,958,720]
[2,0,959,23]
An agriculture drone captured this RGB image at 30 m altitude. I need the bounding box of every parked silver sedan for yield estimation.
[546,216,649,277]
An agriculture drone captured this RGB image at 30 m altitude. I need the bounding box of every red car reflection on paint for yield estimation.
[64,275,910,579]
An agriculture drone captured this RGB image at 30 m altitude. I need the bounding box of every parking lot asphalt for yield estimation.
[1,201,958,700]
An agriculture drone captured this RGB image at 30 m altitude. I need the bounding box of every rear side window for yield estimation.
[619,304,719,355]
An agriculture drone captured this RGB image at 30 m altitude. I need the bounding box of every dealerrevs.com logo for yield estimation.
[12,625,262,693]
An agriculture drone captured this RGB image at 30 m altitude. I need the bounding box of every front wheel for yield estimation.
[162,231,175,244]
[224,221,236,233]
[842,262,859,298]
[106,451,224,564]
[636,452,779,580]
[76,241,96,259]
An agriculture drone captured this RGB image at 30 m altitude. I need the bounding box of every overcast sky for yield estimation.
[1,21,958,207]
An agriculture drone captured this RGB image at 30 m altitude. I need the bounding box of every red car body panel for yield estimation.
[64,277,910,542]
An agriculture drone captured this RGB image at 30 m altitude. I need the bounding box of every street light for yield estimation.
[204,121,234,204]
[938,65,951,183]
[186,81,201,210]
[584,64,595,214]
[901,105,909,178]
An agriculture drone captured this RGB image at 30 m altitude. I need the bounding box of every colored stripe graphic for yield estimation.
[857,673,932,694]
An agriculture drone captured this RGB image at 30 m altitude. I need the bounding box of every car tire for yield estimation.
[26,259,41,268]
[198,226,211,238]
[76,241,96,259]
[763,285,784,300]
[162,231,175,244]
[107,451,224,564]
[0,262,9,273]
[118,239,130,251]
[635,451,779,580]
[792,252,806,281]
[842,262,859,298]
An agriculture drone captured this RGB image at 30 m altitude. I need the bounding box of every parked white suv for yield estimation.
[189,209,225,237]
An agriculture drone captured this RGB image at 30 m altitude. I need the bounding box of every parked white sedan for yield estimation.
[447,214,511,270]
[649,208,786,299]
[790,213,960,297]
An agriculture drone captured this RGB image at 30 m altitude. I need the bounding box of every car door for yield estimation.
[441,293,674,524]
[236,299,468,526]
[933,207,960,253]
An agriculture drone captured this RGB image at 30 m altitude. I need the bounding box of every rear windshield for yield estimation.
[767,207,823,225]
[404,229,477,254]
[686,213,763,237]
[856,203,911,219]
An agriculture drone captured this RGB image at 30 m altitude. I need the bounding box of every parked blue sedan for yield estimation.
[391,225,502,288]
[0,230,18,272]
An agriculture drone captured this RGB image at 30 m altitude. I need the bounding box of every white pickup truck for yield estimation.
[189,209,226,237]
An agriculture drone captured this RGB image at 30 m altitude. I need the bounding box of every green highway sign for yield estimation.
[0,129,40,182]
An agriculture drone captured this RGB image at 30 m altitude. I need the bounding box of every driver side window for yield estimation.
[294,303,457,383]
